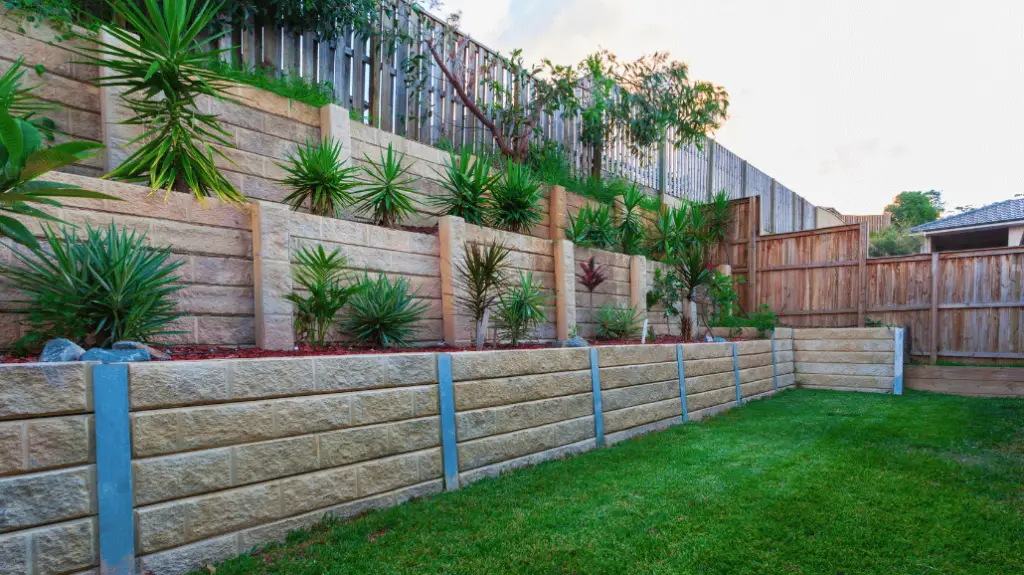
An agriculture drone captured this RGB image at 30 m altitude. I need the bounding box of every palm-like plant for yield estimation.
[0,57,58,129]
[618,184,647,255]
[0,107,111,248]
[496,271,549,346]
[284,245,362,348]
[71,0,245,204]
[674,243,712,340]
[646,205,680,261]
[488,161,544,234]
[704,189,734,264]
[342,272,428,348]
[0,222,184,348]
[279,138,360,218]
[596,304,644,341]
[431,148,496,226]
[456,241,510,350]
[354,143,418,228]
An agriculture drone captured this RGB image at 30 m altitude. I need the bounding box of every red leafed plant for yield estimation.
[579,257,607,293]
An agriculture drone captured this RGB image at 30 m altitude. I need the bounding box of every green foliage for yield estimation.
[496,271,549,346]
[577,52,617,179]
[342,272,427,348]
[0,107,110,248]
[432,148,496,226]
[646,201,711,262]
[207,61,336,108]
[71,0,245,204]
[455,241,510,349]
[284,245,362,348]
[869,225,925,257]
[226,0,417,50]
[884,190,944,228]
[523,140,633,206]
[279,138,360,218]
[596,304,643,341]
[706,272,741,325]
[617,184,647,255]
[0,57,57,120]
[650,243,712,339]
[713,304,780,337]
[354,143,418,228]
[0,222,183,347]
[488,160,544,234]
[704,189,733,261]
[565,203,617,250]
[577,256,607,293]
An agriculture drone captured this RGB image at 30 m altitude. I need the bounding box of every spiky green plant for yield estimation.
[488,161,544,234]
[70,0,245,204]
[456,240,510,350]
[279,138,360,218]
[565,203,618,250]
[0,107,111,248]
[704,189,734,263]
[431,148,496,226]
[646,205,680,261]
[596,304,644,341]
[342,272,428,348]
[284,245,362,348]
[618,184,647,255]
[0,222,183,347]
[354,143,418,228]
[0,57,57,122]
[496,271,549,346]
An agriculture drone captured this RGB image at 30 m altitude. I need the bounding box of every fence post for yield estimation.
[439,215,468,346]
[658,132,668,203]
[747,203,758,314]
[252,201,295,350]
[676,344,689,422]
[590,347,605,447]
[630,255,648,328]
[857,222,868,327]
[437,353,460,490]
[320,103,353,165]
[740,160,748,198]
[553,239,576,342]
[930,252,939,364]
[93,364,135,575]
[893,328,904,396]
[706,140,715,201]
[769,179,777,234]
[549,185,566,240]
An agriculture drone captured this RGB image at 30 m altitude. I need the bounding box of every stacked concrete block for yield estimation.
[127,354,442,574]
[575,247,633,339]
[794,328,897,392]
[450,348,596,485]
[597,344,683,444]
[0,362,99,575]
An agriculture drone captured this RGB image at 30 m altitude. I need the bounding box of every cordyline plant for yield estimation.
[455,241,510,350]
[578,257,607,293]
[72,0,246,204]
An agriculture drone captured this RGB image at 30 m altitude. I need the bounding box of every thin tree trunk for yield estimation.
[474,307,490,351]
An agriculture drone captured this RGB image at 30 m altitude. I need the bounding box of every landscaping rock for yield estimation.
[39,339,86,363]
[80,347,151,363]
[113,341,171,361]
[554,336,589,348]
[713,337,728,343]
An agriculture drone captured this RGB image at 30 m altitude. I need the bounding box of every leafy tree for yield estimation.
[576,52,617,179]
[884,191,943,228]
[869,225,924,257]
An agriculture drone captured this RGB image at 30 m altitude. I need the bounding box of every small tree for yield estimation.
[884,191,944,228]
[456,241,510,350]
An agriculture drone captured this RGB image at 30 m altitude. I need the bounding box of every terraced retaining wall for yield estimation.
[794,328,903,393]
[0,326,906,575]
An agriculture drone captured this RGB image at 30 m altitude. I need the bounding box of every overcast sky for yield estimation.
[439,0,1024,215]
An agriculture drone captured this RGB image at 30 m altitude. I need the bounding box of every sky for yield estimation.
[438,0,1024,215]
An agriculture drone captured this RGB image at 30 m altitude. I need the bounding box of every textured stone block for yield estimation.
[735,340,771,355]
[599,362,677,390]
[682,343,733,361]
[740,378,775,399]
[389,418,441,453]
[133,449,232,506]
[230,358,315,400]
[32,517,97,574]
[196,316,255,346]
[0,530,30,574]
[315,354,435,392]
[686,387,735,413]
[412,386,439,417]
[135,501,187,553]
[795,374,894,389]
[131,411,180,458]
[351,388,415,426]
[602,380,679,412]
[603,398,680,434]
[737,352,773,370]
[0,466,93,531]
[457,417,593,471]
[136,534,238,575]
[233,436,319,486]
[453,370,591,411]
[0,363,91,420]
[739,365,775,385]
[0,422,24,474]
[794,328,894,340]
[182,483,282,544]
[129,361,229,409]
[793,339,894,352]
[178,402,278,453]
[280,463,359,512]
[683,356,734,378]
[597,345,676,367]
[319,426,390,467]
[794,351,895,364]
[795,363,894,377]
[684,371,735,395]
[26,415,92,470]
[451,348,589,381]
[491,396,583,436]
[356,451,421,497]
[275,394,352,436]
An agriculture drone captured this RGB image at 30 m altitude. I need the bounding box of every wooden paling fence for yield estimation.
[728,219,1024,363]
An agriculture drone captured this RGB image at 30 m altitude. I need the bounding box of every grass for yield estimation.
[930,360,1024,369]
[195,390,1023,575]
[208,62,337,109]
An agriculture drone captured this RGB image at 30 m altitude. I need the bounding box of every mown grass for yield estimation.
[196,390,1024,575]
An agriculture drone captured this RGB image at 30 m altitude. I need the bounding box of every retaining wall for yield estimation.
[794,328,901,393]
[575,247,633,339]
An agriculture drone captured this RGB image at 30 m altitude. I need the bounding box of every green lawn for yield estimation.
[200,390,1024,575]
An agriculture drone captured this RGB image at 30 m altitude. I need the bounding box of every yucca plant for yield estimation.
[354,143,418,228]
[704,189,734,263]
[342,272,428,348]
[674,243,712,340]
[496,271,549,346]
[618,184,647,255]
[596,304,644,341]
[0,57,57,137]
[0,222,184,348]
[488,161,544,234]
[646,205,679,262]
[284,245,362,348]
[431,148,496,225]
[279,138,360,218]
[578,256,606,293]
[564,207,591,244]
[456,241,510,350]
[70,0,245,204]
[0,107,111,248]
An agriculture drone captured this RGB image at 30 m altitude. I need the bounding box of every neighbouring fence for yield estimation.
[1,327,916,575]
[842,214,893,235]
[905,365,1024,397]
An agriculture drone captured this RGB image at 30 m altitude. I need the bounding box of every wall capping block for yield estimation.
[676,344,688,422]
[93,363,135,575]
[590,347,605,447]
[437,353,459,490]
[733,343,742,406]
[894,328,904,396]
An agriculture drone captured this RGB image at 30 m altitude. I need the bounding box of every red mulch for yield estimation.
[399,224,439,235]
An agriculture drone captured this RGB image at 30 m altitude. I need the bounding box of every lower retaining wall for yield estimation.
[905,365,1024,397]
[794,328,902,393]
[1,326,905,575]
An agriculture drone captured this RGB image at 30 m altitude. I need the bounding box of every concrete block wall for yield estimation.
[0,362,99,575]
[794,328,898,392]
[0,172,255,347]
[126,354,442,574]
[450,348,596,485]
[575,247,633,339]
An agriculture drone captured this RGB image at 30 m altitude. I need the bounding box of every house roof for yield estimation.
[910,198,1024,233]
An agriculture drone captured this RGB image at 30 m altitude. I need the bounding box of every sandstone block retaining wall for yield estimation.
[575,247,633,339]
[794,328,899,392]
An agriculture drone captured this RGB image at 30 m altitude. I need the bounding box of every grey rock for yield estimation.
[112,341,171,361]
[39,339,86,362]
[80,347,151,363]
[712,337,728,343]
[554,336,589,348]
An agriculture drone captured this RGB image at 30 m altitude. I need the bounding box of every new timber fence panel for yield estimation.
[905,365,1024,397]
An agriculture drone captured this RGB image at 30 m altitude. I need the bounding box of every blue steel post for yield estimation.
[93,363,135,575]
[771,329,779,392]
[733,343,742,406]
[893,328,904,395]
[437,354,460,490]
[676,344,688,422]
[590,347,605,446]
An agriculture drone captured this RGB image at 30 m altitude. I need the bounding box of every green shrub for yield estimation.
[285,245,362,348]
[354,143,418,228]
[869,225,924,257]
[279,138,360,218]
[488,161,544,234]
[713,305,780,337]
[0,222,183,347]
[208,61,336,109]
[342,272,427,348]
[706,272,741,325]
[496,271,549,346]
[456,241,510,350]
[596,304,643,340]
[431,148,496,226]
[565,203,618,250]
[617,184,647,254]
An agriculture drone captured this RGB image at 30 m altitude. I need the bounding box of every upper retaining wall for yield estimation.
[575,247,632,339]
